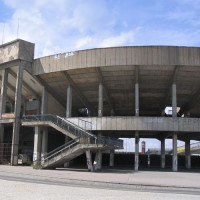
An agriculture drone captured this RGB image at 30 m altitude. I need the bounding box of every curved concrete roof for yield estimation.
[33,46,200,117]
[33,46,200,75]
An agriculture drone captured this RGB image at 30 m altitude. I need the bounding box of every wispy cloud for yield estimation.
[0,0,200,56]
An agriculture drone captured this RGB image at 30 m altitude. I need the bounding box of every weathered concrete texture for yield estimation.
[11,66,23,165]
[33,126,42,165]
[135,131,139,171]
[33,46,200,75]
[185,138,191,169]
[66,85,72,118]
[161,139,165,168]
[67,117,200,133]
[0,39,34,64]
[0,69,8,142]
[109,150,114,167]
[172,132,178,172]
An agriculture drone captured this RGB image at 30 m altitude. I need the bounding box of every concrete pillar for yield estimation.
[172,82,177,117]
[135,67,139,117]
[41,87,48,158]
[65,85,72,166]
[109,150,114,167]
[41,86,47,115]
[66,85,72,118]
[33,126,42,165]
[11,66,23,165]
[185,138,191,169]
[172,132,178,171]
[161,139,165,168]
[94,132,103,170]
[41,127,48,158]
[86,150,93,172]
[98,82,103,117]
[135,131,139,171]
[22,99,26,115]
[0,68,8,142]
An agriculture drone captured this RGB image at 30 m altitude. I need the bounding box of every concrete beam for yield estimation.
[0,60,32,73]
[9,69,40,99]
[96,67,114,113]
[36,76,66,108]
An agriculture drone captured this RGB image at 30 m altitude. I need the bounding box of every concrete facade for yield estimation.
[1,39,200,171]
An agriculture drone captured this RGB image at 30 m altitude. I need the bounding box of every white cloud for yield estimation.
[99,31,135,47]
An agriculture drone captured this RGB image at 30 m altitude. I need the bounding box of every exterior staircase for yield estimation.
[21,114,123,169]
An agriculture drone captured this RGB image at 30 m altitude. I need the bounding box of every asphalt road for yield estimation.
[0,173,200,197]
[0,177,200,200]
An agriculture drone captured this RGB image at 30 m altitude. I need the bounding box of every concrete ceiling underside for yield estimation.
[36,64,200,117]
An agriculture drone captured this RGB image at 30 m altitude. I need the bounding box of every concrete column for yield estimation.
[161,139,165,168]
[11,66,23,165]
[109,150,114,167]
[65,85,72,166]
[172,82,177,117]
[41,87,48,158]
[135,67,139,117]
[86,150,94,172]
[98,82,103,117]
[33,126,42,165]
[66,85,72,118]
[41,127,48,158]
[41,87,47,115]
[94,132,103,170]
[185,138,191,169]
[22,99,26,115]
[0,68,8,142]
[172,132,178,171]
[135,131,139,171]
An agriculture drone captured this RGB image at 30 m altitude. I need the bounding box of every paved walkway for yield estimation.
[0,165,200,189]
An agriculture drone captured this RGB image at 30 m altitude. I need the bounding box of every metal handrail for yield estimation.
[22,114,96,139]
[22,114,123,167]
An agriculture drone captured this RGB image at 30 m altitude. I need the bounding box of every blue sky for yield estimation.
[0,0,199,151]
[1,0,200,58]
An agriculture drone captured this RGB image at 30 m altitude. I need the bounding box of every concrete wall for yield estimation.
[0,39,34,64]
[67,117,200,132]
[33,46,200,75]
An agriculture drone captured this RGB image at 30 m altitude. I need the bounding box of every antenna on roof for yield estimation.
[17,18,19,39]
[1,23,5,44]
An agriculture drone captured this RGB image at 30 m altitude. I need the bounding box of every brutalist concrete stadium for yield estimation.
[0,39,200,171]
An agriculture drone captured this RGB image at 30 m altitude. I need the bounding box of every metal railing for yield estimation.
[177,141,200,153]
[22,114,95,139]
[22,114,123,168]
